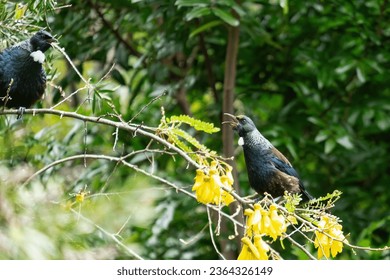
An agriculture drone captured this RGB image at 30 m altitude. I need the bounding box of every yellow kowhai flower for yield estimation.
[244,208,255,235]
[75,192,86,203]
[254,235,270,260]
[244,203,287,240]
[244,204,263,237]
[192,167,235,206]
[314,215,347,259]
[192,170,214,204]
[238,237,260,260]
[237,236,269,260]
[220,175,235,205]
[267,204,287,240]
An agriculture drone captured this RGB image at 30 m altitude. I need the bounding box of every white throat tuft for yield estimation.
[238,137,244,146]
[30,50,45,63]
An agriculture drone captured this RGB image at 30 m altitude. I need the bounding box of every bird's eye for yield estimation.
[241,119,246,124]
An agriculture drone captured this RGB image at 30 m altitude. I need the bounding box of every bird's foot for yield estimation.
[242,193,260,204]
[17,107,26,120]
[273,196,285,205]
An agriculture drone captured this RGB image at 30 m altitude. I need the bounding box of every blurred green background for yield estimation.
[0,0,389,259]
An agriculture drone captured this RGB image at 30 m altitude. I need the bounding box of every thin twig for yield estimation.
[21,153,244,229]
[52,43,89,85]
[116,214,132,235]
[207,207,226,260]
[69,208,143,260]
[179,224,208,246]
[87,0,141,57]
[0,108,201,169]
[283,234,317,260]
[128,90,167,123]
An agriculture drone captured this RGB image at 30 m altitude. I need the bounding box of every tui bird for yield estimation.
[224,113,313,202]
[0,30,55,111]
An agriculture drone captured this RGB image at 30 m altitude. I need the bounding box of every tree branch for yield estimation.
[69,208,144,259]
[24,152,244,229]
[87,0,141,57]
[0,108,201,169]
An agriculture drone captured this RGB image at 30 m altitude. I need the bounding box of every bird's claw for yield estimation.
[17,107,26,120]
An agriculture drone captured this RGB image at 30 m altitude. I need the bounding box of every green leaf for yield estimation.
[285,142,297,159]
[212,8,239,26]
[172,128,208,151]
[335,62,355,74]
[168,115,220,133]
[356,67,366,83]
[219,0,246,16]
[306,190,343,210]
[167,133,193,154]
[307,116,325,127]
[189,20,222,38]
[185,7,211,21]
[279,0,289,15]
[324,139,336,154]
[336,135,354,150]
[315,130,328,143]
[175,0,210,8]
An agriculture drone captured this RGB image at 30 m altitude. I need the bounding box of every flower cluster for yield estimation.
[237,236,270,260]
[238,203,287,260]
[192,161,235,206]
[244,204,287,240]
[314,215,347,259]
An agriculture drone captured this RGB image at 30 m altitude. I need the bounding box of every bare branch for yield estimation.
[128,90,167,123]
[87,0,141,57]
[21,152,244,229]
[207,207,226,260]
[69,209,143,260]
[283,234,317,260]
[0,108,201,169]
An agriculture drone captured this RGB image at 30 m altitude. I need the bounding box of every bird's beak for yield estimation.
[47,37,57,44]
[222,113,239,129]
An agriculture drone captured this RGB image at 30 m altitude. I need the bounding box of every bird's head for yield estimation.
[30,30,56,52]
[223,113,257,137]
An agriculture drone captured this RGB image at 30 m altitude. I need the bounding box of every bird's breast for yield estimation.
[0,49,46,108]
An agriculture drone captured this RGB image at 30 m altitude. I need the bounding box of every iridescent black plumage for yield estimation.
[224,113,313,202]
[0,30,55,109]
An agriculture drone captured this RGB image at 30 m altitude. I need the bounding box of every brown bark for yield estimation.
[219,25,245,260]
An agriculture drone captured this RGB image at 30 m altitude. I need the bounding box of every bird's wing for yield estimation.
[268,149,313,201]
[270,169,301,194]
[269,148,299,178]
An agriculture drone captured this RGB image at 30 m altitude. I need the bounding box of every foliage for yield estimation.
[1,0,389,260]
[157,110,219,154]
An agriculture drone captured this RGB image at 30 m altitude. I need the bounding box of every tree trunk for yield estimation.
[220,25,245,260]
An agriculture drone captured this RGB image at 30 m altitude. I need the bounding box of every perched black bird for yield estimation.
[0,30,55,110]
[224,113,313,202]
